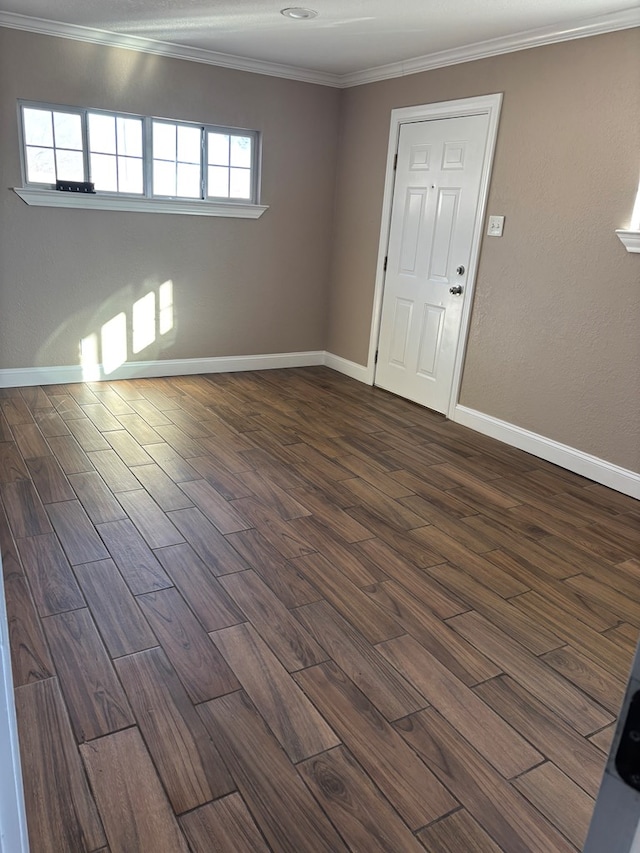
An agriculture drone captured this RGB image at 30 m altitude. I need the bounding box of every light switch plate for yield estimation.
[487,215,505,237]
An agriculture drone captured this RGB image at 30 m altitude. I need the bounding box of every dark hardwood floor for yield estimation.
[1,367,638,852]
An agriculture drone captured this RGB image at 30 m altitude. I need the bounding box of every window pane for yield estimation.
[89,113,117,154]
[26,146,55,183]
[90,152,118,191]
[177,162,200,198]
[153,159,176,196]
[56,149,85,181]
[208,166,229,197]
[153,122,176,161]
[24,108,53,147]
[230,135,252,168]
[117,117,143,158]
[208,133,229,166]
[230,168,251,199]
[177,125,201,165]
[118,156,143,194]
[53,112,82,150]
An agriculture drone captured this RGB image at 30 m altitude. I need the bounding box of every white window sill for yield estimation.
[13,187,268,219]
[616,229,640,253]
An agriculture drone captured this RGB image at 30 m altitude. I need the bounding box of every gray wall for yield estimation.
[1,26,639,473]
[327,29,640,471]
[0,29,341,369]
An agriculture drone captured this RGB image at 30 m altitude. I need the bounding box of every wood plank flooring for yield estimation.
[1,366,638,852]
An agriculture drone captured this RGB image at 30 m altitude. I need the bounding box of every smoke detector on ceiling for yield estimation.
[280,7,318,19]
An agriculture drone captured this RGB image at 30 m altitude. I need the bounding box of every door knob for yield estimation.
[449,285,463,295]
[456,265,465,275]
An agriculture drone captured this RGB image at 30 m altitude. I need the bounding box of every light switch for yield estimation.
[487,215,505,237]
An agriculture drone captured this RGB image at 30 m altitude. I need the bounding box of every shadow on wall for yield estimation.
[35,279,176,376]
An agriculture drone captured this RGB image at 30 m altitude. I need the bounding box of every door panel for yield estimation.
[389,299,413,368]
[417,305,444,378]
[375,113,490,414]
[442,140,467,169]
[399,190,427,273]
[409,144,431,170]
[429,189,460,280]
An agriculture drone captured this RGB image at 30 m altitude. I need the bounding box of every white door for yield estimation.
[375,113,491,414]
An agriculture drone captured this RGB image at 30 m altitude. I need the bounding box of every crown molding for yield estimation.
[0,11,342,86]
[340,7,640,86]
[616,229,640,253]
[0,7,638,89]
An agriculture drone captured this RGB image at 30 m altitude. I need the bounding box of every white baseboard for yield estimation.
[2,354,637,498]
[321,362,639,498]
[454,404,640,499]
[323,352,372,384]
[0,554,29,853]
[0,351,325,388]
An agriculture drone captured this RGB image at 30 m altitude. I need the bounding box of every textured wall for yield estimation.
[1,27,639,472]
[0,29,340,369]
[327,29,640,471]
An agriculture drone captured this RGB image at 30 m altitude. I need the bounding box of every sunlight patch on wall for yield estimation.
[159,280,174,335]
[80,333,100,382]
[133,291,156,354]
[101,312,128,374]
[77,279,174,379]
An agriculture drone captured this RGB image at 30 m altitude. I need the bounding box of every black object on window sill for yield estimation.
[56,180,96,193]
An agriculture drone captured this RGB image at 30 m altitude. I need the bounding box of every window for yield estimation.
[17,101,262,215]
[88,113,144,194]
[153,121,201,198]
[23,106,84,184]
[207,131,253,200]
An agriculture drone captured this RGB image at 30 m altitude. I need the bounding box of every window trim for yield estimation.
[12,185,267,218]
[14,100,267,218]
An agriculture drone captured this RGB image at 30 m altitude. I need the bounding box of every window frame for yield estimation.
[20,102,87,187]
[204,125,259,204]
[15,100,266,219]
[151,117,204,201]
[86,108,146,197]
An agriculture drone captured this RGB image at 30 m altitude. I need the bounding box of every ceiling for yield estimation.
[0,0,637,83]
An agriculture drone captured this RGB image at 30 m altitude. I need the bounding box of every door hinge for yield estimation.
[383,256,388,272]
[393,153,398,170]
[375,349,379,365]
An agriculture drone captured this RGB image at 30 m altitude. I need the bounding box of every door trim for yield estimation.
[0,550,30,853]
[367,93,503,418]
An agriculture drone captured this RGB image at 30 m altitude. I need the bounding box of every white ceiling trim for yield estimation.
[0,10,342,86]
[0,7,638,89]
[342,6,640,87]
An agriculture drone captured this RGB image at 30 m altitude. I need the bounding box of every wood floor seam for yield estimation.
[2,367,636,852]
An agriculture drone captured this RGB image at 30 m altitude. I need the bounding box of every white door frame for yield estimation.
[0,551,30,853]
[584,640,640,853]
[366,93,503,419]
